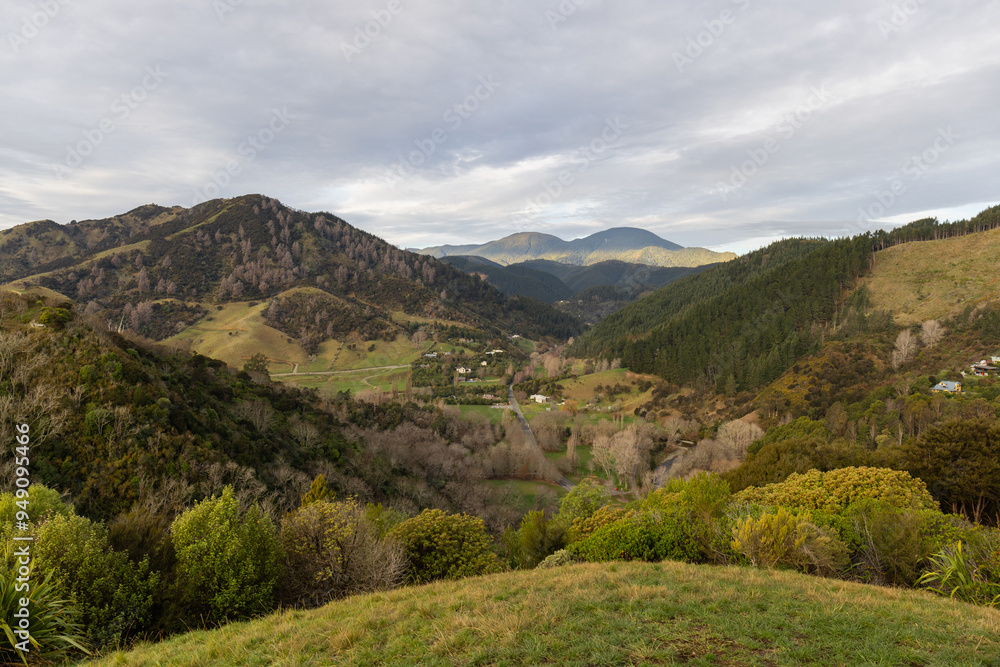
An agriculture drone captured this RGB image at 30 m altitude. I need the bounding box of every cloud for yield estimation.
[1,0,997,252]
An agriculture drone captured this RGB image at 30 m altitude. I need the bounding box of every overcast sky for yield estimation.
[2,0,998,253]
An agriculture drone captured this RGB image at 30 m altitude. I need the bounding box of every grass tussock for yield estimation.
[86,560,1000,666]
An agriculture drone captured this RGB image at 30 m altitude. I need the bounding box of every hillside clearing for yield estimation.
[864,226,1000,326]
[85,560,1000,666]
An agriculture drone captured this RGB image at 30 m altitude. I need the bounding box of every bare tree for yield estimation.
[716,420,764,460]
[920,319,944,347]
[891,329,917,369]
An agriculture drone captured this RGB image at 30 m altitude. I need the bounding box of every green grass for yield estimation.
[84,561,1000,666]
[486,479,565,513]
[458,405,510,424]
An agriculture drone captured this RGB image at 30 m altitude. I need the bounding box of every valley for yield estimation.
[3,198,1000,665]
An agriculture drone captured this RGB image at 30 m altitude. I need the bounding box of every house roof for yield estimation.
[932,381,961,391]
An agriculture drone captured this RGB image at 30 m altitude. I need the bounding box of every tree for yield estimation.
[279,499,405,607]
[389,509,502,583]
[170,486,282,623]
[920,319,944,347]
[900,419,1000,523]
[243,352,270,376]
[300,474,335,507]
[891,329,917,369]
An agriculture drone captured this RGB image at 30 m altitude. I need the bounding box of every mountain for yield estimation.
[0,195,583,347]
[416,227,735,267]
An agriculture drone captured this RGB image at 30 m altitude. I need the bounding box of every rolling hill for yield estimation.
[416,227,735,268]
[84,561,1000,666]
[0,195,583,359]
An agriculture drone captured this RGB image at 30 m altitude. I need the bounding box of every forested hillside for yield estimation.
[0,195,582,343]
[574,206,1000,394]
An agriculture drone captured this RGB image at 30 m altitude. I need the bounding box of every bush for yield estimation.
[516,511,565,569]
[279,500,406,607]
[171,487,282,623]
[566,505,628,544]
[389,509,503,583]
[569,507,700,564]
[1,544,89,664]
[648,473,731,522]
[736,467,938,515]
[34,513,159,651]
[554,477,611,527]
[0,485,72,540]
[847,500,944,587]
[730,507,849,577]
[537,549,579,569]
[918,540,1000,607]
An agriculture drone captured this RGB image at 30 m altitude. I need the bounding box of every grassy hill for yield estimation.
[85,560,1000,666]
[864,225,1000,326]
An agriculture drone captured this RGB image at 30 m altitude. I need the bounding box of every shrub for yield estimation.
[566,505,628,544]
[516,510,565,569]
[736,467,938,515]
[569,507,700,564]
[730,507,849,577]
[171,487,282,623]
[537,549,579,569]
[389,509,503,583]
[364,503,408,539]
[846,500,953,586]
[279,500,406,607]
[0,485,72,542]
[34,513,159,651]
[1,545,89,664]
[648,473,731,522]
[918,540,1000,607]
[554,477,611,526]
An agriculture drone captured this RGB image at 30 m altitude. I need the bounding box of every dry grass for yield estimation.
[864,226,1000,326]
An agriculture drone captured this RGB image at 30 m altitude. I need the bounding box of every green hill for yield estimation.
[85,560,1000,666]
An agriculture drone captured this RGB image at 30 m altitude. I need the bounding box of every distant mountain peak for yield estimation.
[416,226,730,268]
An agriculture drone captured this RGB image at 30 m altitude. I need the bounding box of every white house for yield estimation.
[529,394,549,404]
[457,367,471,374]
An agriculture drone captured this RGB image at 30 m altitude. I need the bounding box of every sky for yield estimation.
[1,0,998,254]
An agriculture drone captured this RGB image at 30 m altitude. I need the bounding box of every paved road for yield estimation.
[271,364,410,377]
[507,384,575,491]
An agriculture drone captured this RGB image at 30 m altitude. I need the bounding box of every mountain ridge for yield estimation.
[415,227,733,267]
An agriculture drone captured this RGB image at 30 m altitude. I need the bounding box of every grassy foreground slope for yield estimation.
[864,225,1000,326]
[88,562,1000,667]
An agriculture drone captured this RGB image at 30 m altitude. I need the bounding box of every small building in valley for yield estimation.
[931,381,963,394]
[529,394,550,403]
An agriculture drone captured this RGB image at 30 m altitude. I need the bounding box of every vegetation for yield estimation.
[84,561,1000,666]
